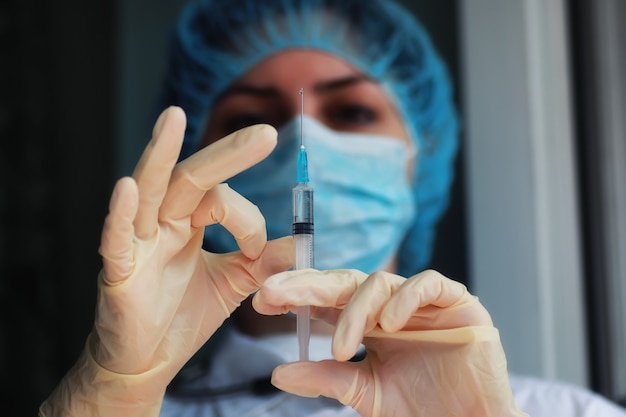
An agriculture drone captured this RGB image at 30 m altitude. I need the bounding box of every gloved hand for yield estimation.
[253,269,529,417]
[40,106,293,417]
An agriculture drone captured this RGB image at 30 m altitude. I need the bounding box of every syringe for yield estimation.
[293,88,313,361]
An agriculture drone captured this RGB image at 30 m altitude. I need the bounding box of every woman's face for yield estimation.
[202,49,411,145]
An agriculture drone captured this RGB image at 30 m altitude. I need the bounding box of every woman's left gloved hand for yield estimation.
[253,269,529,417]
[39,107,293,417]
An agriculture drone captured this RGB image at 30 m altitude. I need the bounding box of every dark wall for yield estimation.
[399,0,468,285]
[0,1,464,416]
[0,1,116,415]
[398,0,471,286]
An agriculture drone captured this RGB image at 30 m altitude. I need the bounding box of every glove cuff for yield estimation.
[39,333,166,417]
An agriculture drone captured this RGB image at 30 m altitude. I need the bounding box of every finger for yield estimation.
[192,183,266,260]
[160,124,277,222]
[206,236,294,314]
[132,106,187,238]
[379,270,488,332]
[333,271,405,361]
[99,177,139,284]
[248,236,294,285]
[252,269,367,316]
[272,360,373,413]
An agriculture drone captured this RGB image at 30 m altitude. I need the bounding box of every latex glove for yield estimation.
[40,106,293,417]
[253,269,529,417]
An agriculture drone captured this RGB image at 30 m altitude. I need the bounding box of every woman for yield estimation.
[157,2,466,414]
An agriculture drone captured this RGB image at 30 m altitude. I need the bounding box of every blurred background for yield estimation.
[0,0,624,416]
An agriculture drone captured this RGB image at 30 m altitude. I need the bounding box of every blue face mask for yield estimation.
[204,116,416,274]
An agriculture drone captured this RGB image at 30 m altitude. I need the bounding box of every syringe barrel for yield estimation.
[292,183,314,230]
[292,183,314,270]
[294,234,313,270]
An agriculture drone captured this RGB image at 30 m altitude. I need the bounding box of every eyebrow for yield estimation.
[312,74,377,93]
[217,74,377,101]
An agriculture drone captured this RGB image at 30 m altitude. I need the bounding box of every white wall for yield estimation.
[115,0,188,176]
[460,0,588,386]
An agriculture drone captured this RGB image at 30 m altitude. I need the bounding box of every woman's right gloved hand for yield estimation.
[254,269,528,417]
[39,106,293,417]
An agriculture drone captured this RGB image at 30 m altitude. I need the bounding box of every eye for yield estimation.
[224,113,271,134]
[328,104,377,126]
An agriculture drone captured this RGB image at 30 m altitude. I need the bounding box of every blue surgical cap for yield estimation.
[159,0,460,276]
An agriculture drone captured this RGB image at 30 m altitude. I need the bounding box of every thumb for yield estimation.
[215,236,295,309]
[272,360,374,412]
[254,236,294,278]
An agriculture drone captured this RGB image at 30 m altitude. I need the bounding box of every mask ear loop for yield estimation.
[405,138,418,161]
[404,134,419,184]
